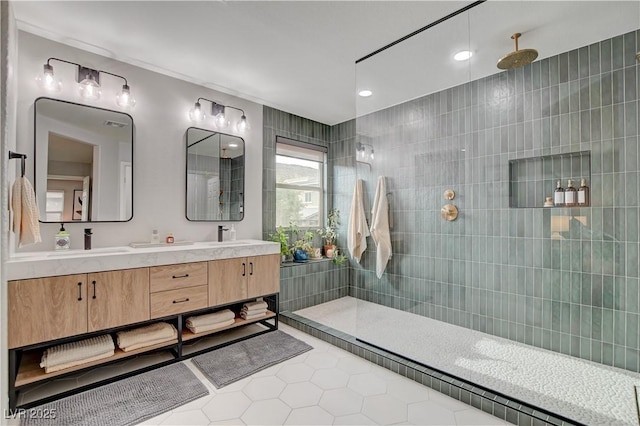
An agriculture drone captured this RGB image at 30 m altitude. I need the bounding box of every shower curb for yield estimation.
[281,311,582,426]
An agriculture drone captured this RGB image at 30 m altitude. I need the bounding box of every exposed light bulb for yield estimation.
[214,112,227,128]
[189,102,205,122]
[116,84,136,109]
[370,149,375,160]
[78,75,101,100]
[36,64,62,92]
[236,114,248,132]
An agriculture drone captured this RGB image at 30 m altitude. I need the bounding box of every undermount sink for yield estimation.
[46,247,132,257]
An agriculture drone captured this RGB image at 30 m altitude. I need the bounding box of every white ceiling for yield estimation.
[12,1,640,126]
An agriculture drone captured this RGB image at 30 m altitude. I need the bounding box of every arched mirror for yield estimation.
[34,97,133,223]
[186,127,245,221]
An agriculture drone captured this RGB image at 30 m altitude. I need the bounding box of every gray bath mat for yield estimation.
[191,330,313,388]
[21,362,208,426]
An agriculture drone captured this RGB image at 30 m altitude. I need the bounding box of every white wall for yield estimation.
[15,31,263,251]
[1,0,19,413]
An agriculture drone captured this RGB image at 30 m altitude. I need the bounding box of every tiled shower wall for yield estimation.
[349,29,640,372]
[262,106,349,311]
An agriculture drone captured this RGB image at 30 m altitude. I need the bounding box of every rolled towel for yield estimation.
[242,301,267,311]
[116,322,177,350]
[186,318,235,334]
[40,334,114,370]
[43,350,115,373]
[240,311,267,321]
[185,309,235,329]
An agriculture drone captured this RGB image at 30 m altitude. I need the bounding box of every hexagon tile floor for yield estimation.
[138,324,505,425]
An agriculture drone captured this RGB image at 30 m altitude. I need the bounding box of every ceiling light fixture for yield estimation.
[189,97,248,132]
[358,90,373,97]
[453,50,473,61]
[36,58,136,108]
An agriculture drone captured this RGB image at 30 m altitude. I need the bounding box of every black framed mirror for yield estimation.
[34,97,134,223]
[186,127,245,221]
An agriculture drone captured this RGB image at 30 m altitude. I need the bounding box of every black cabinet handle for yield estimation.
[250,262,254,276]
[173,298,190,304]
[77,282,82,301]
[92,280,97,299]
[172,274,189,279]
[242,262,246,277]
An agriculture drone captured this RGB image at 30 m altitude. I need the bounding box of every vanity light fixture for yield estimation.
[36,58,136,108]
[355,141,374,161]
[189,97,248,132]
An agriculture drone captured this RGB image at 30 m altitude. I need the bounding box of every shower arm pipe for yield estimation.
[197,98,245,116]
[46,57,129,86]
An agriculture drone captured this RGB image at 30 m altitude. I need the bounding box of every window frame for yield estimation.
[275,136,327,230]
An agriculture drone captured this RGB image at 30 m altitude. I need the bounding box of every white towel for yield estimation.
[11,177,41,247]
[186,318,235,334]
[40,334,114,370]
[116,322,177,350]
[242,301,267,311]
[185,309,235,329]
[43,350,115,373]
[370,176,392,279]
[241,305,267,314]
[240,311,267,321]
[347,179,369,263]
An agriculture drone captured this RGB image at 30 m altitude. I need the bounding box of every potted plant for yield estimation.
[292,230,315,262]
[268,226,292,263]
[317,208,340,257]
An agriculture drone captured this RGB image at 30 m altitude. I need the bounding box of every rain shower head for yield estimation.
[497,33,538,70]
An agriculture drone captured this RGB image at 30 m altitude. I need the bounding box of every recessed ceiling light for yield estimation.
[453,50,473,61]
[228,143,238,148]
[358,90,373,97]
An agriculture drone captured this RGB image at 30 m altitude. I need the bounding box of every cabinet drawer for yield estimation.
[150,285,208,318]
[150,262,208,293]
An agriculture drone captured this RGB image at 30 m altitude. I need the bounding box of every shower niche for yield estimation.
[509,150,591,208]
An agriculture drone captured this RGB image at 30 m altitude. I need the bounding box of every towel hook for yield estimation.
[8,151,26,177]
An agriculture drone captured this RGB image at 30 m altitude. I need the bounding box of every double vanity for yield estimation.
[7,240,280,409]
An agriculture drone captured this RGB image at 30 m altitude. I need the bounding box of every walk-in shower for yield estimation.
[290,2,640,425]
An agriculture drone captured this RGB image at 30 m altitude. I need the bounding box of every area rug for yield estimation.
[21,362,208,426]
[191,330,313,388]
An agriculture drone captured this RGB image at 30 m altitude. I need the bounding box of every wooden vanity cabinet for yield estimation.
[87,268,150,332]
[209,254,280,306]
[8,274,88,349]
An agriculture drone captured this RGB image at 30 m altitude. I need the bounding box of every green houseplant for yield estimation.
[268,226,292,262]
[317,208,340,257]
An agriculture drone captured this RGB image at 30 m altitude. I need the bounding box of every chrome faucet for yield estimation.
[217,225,228,242]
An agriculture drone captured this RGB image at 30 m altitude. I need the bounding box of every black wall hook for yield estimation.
[8,151,26,177]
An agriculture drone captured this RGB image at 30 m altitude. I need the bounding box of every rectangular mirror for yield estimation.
[34,97,133,222]
[186,127,245,221]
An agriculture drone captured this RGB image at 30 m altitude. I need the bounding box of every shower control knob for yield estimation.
[441,204,458,221]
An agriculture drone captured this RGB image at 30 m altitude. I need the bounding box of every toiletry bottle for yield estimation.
[151,229,160,244]
[84,228,92,250]
[553,180,565,207]
[565,179,577,207]
[578,178,590,206]
[166,233,174,244]
[55,223,70,250]
[229,224,236,241]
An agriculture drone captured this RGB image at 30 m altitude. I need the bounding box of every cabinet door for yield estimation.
[88,268,150,332]
[247,254,280,298]
[8,275,87,348]
[209,258,247,306]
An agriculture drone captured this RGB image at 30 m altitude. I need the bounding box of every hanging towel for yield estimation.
[347,179,369,263]
[370,176,392,279]
[11,176,41,247]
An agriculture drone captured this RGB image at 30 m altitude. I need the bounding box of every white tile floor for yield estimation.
[139,324,506,425]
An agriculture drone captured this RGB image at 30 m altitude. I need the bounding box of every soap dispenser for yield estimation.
[55,223,70,250]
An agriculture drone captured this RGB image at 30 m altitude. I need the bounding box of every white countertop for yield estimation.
[7,239,280,280]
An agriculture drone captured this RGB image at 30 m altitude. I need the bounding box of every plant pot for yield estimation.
[323,244,336,258]
[293,248,309,262]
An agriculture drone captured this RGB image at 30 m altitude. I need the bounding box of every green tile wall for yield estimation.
[349,29,640,373]
[262,107,349,310]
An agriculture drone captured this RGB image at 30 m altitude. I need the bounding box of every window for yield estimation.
[275,137,326,228]
[45,190,65,222]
